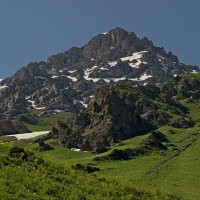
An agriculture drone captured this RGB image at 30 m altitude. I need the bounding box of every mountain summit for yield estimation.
[0,27,199,119]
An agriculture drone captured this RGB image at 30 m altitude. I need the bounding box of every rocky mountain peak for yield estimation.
[0,27,199,119]
[83,27,148,60]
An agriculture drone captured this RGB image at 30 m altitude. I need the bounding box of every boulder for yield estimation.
[169,118,193,128]
[0,120,18,135]
[71,163,100,173]
[38,141,54,152]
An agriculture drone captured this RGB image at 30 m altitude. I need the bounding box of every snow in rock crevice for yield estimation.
[120,51,147,68]
[0,85,8,91]
[67,76,78,82]
[121,51,147,62]
[79,101,88,108]
[68,70,77,74]
[28,99,45,110]
[52,75,59,79]
[100,67,109,71]
[84,65,98,80]
[139,73,153,81]
[108,61,117,67]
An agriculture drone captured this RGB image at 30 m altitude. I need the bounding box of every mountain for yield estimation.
[51,73,200,151]
[0,27,199,120]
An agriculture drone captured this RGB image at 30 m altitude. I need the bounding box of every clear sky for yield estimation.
[0,0,200,78]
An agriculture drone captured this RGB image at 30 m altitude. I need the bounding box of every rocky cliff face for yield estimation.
[0,27,199,119]
[51,73,200,151]
[0,120,18,135]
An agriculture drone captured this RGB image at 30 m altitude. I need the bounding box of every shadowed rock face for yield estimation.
[51,85,154,150]
[0,120,18,134]
[0,119,31,135]
[50,87,161,150]
[0,27,199,119]
[83,27,141,60]
[51,73,199,151]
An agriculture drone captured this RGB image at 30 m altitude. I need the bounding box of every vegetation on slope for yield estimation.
[0,145,179,200]
[1,73,200,199]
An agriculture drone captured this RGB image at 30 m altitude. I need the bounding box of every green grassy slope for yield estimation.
[0,145,179,200]
[3,99,199,199]
[1,73,200,199]
[25,110,75,131]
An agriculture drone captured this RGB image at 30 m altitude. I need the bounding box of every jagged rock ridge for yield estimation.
[0,27,199,119]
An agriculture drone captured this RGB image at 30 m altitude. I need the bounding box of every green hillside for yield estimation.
[1,73,200,199]
[0,145,179,200]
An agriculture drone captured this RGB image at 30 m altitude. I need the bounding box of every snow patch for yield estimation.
[83,76,144,83]
[121,51,147,62]
[108,61,117,67]
[67,76,78,82]
[79,101,88,108]
[120,51,147,68]
[100,67,109,71]
[0,85,8,90]
[28,100,45,110]
[52,75,59,79]
[54,109,62,113]
[86,65,98,72]
[139,73,153,81]
[129,60,147,69]
[71,148,81,152]
[191,70,198,74]
[129,62,140,68]
[102,32,108,35]
[84,65,98,80]
[7,131,49,140]
[68,70,77,74]
[25,96,31,100]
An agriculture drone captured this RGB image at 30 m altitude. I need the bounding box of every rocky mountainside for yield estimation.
[51,73,200,151]
[0,27,199,119]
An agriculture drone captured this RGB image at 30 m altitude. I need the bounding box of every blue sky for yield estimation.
[0,0,200,78]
